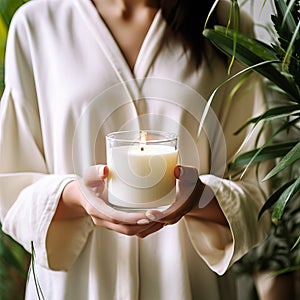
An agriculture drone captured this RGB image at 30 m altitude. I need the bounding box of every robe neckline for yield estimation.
[74,0,167,87]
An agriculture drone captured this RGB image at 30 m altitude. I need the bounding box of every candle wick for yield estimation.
[141,147,144,151]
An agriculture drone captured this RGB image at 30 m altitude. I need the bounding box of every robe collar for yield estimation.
[74,0,167,100]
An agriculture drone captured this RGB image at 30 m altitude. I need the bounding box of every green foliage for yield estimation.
[203,1,300,276]
[0,225,30,300]
[204,0,300,238]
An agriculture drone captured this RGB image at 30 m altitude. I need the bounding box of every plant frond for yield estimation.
[204,0,220,29]
[258,179,296,219]
[203,27,300,100]
[264,140,300,181]
[271,176,300,224]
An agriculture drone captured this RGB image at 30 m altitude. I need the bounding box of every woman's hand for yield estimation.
[138,165,228,238]
[54,165,163,236]
[136,165,203,237]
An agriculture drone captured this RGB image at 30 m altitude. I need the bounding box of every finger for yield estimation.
[84,165,109,187]
[84,194,151,225]
[146,209,183,225]
[174,165,198,180]
[91,217,154,236]
[177,165,198,189]
[136,222,165,238]
[90,183,106,197]
[145,208,182,225]
[174,165,199,206]
[174,165,202,212]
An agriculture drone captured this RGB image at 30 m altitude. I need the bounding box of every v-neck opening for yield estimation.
[99,8,163,77]
[96,8,160,74]
[75,0,166,80]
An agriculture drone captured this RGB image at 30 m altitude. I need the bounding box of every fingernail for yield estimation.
[137,219,150,225]
[104,166,109,175]
[145,212,156,221]
[99,166,108,178]
[174,166,183,178]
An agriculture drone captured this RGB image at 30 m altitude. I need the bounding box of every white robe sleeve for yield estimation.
[184,72,271,275]
[0,12,94,271]
[0,86,94,270]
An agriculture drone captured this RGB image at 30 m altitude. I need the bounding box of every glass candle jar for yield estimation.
[106,130,178,211]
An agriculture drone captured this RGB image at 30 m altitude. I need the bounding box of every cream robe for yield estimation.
[0,0,270,299]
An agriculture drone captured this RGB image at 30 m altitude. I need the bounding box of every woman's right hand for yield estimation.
[53,165,164,236]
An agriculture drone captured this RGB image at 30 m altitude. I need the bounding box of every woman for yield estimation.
[0,0,270,299]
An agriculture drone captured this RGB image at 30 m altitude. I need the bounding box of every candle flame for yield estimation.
[140,131,147,151]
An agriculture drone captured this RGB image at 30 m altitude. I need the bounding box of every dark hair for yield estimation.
[160,0,219,67]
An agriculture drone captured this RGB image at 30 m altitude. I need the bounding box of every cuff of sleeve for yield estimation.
[46,216,94,271]
[184,216,233,275]
[184,174,270,275]
[31,175,94,270]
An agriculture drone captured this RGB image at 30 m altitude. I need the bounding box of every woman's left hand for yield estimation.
[136,165,205,238]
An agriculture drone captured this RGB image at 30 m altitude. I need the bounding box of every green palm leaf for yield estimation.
[203,27,300,100]
[271,176,300,224]
[278,0,298,37]
[264,140,300,181]
[258,179,296,219]
[213,25,278,60]
[230,114,300,177]
[234,105,300,134]
[229,141,297,169]
[291,235,300,250]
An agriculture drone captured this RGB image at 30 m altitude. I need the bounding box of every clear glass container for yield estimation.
[106,130,178,211]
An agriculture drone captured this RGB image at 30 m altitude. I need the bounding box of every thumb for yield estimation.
[175,165,199,184]
[84,165,109,187]
[176,165,200,205]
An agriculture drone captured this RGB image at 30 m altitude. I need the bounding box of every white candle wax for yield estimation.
[107,144,178,209]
